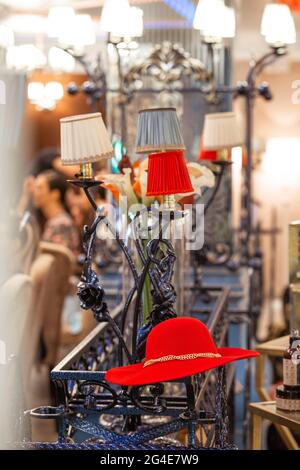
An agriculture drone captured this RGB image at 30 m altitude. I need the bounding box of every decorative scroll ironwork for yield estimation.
[123,42,212,94]
[23,284,232,449]
[22,177,233,450]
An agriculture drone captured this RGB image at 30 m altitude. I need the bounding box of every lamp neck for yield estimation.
[217,148,229,161]
[163,194,176,209]
[79,163,93,179]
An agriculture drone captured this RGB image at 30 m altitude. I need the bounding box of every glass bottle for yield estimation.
[283,329,300,390]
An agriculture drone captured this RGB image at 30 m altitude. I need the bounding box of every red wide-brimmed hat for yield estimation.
[105,317,259,386]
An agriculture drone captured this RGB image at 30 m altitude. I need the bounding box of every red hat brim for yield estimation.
[105,347,259,386]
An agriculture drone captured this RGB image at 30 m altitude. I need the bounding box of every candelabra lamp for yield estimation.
[60,112,113,181]
[24,107,234,451]
[146,150,193,208]
[136,107,185,154]
[136,107,192,209]
[202,112,243,163]
[59,112,135,352]
[59,108,187,360]
[200,111,243,213]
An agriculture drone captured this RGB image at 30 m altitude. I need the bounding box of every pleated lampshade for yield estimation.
[60,112,114,165]
[202,112,243,150]
[199,148,218,161]
[136,108,185,154]
[198,138,218,162]
[146,150,193,196]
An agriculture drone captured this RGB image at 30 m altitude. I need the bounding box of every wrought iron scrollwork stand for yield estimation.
[72,178,179,368]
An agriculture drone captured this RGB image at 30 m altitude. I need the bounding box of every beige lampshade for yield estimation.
[136,107,185,154]
[60,112,114,165]
[202,112,243,150]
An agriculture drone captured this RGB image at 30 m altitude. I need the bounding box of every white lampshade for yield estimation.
[59,14,96,47]
[47,6,75,38]
[125,7,144,38]
[193,0,221,30]
[100,0,130,34]
[60,113,114,165]
[261,4,296,46]
[6,44,46,71]
[219,6,236,39]
[193,0,235,41]
[136,107,185,154]
[202,112,243,150]
[48,47,75,73]
[0,25,14,48]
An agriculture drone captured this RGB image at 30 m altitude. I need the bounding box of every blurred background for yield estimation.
[0,0,300,449]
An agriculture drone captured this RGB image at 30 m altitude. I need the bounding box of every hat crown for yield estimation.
[145,317,217,362]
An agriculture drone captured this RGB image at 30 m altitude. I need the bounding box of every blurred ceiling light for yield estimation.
[27,81,44,102]
[0,25,14,48]
[100,0,143,38]
[109,6,144,39]
[48,46,75,72]
[1,0,45,8]
[27,80,64,111]
[3,14,46,35]
[219,6,236,39]
[125,7,144,38]
[193,0,235,42]
[45,81,64,101]
[262,138,300,177]
[58,14,96,48]
[36,96,56,111]
[47,6,75,38]
[100,0,130,34]
[6,44,46,71]
[193,0,218,30]
[261,3,296,46]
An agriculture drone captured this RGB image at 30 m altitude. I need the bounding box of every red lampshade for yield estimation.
[146,150,193,196]
[198,145,218,162]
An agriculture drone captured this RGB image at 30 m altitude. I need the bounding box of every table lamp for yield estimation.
[146,150,193,208]
[202,112,243,162]
[60,112,114,181]
[135,107,192,208]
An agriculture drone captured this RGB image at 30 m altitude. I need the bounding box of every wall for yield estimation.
[233,59,300,299]
[23,72,105,166]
